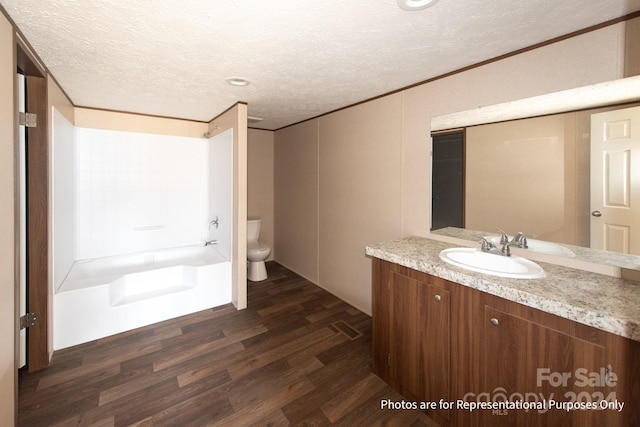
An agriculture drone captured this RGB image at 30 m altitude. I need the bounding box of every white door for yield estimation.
[17,72,27,368]
[590,106,640,255]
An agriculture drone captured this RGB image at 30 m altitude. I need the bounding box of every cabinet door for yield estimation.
[482,306,605,427]
[390,271,450,401]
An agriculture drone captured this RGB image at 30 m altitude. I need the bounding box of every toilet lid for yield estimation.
[247,240,270,251]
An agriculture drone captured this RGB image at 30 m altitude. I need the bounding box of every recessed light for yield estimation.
[226,77,250,86]
[397,0,440,11]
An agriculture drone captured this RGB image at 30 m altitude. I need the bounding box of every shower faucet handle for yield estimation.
[209,216,219,229]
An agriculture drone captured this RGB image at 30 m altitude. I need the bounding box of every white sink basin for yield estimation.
[439,248,545,279]
[486,236,574,257]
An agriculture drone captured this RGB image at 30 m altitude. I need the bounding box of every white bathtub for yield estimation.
[54,245,231,350]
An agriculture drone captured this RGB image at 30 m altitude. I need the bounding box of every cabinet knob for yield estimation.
[434,294,442,302]
[490,318,499,326]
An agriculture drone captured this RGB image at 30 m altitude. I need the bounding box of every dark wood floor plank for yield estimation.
[18,262,437,427]
[321,372,388,422]
[147,369,235,425]
[289,409,332,427]
[211,377,316,426]
[52,414,115,427]
[285,331,349,367]
[108,377,180,426]
[34,355,125,391]
[227,356,323,413]
[174,342,244,388]
[282,337,374,423]
[152,324,265,372]
[227,326,336,380]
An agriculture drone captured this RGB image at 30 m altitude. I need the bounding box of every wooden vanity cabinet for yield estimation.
[478,304,606,426]
[473,290,639,427]
[372,259,452,424]
[372,258,640,427]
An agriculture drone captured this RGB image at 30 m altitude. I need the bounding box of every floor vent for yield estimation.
[332,320,363,340]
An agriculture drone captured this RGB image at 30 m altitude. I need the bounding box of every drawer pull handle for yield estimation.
[434,294,442,302]
[490,318,499,326]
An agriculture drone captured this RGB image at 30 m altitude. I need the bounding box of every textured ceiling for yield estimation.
[2,0,640,130]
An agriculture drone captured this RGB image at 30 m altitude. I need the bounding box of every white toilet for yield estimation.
[247,218,271,281]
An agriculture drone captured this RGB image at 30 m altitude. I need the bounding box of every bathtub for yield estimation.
[54,245,231,350]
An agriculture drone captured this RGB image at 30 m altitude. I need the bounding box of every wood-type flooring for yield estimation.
[19,262,438,426]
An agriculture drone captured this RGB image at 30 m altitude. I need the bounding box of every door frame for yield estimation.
[16,40,49,372]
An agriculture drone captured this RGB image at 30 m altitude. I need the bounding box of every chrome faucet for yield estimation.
[479,237,503,255]
[204,239,217,246]
[510,232,529,248]
[500,241,519,257]
[492,229,530,256]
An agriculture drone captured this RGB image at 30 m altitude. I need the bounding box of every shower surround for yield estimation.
[52,110,233,349]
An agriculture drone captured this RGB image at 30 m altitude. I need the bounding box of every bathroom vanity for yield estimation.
[367,236,640,427]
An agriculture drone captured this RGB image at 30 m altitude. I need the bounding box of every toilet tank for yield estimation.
[247,219,261,241]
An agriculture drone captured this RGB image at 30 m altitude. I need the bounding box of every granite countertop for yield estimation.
[366,236,640,342]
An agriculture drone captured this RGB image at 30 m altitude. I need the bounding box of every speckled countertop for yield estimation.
[366,236,640,342]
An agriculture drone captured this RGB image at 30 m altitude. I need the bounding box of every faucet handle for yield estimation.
[209,216,219,230]
[512,231,525,243]
[513,232,535,248]
[496,229,509,245]
[479,237,495,252]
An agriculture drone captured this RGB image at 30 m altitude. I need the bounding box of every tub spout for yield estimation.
[204,240,217,246]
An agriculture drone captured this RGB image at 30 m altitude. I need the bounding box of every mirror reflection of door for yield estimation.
[590,106,640,255]
[431,131,464,231]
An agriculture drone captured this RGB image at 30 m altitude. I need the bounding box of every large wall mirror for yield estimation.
[430,76,640,270]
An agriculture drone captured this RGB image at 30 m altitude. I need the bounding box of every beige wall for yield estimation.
[625,17,640,77]
[274,119,319,283]
[248,129,274,261]
[0,12,15,426]
[274,20,632,315]
[465,114,580,244]
[318,95,404,313]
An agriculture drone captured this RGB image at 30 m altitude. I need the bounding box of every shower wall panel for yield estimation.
[207,129,233,260]
[52,108,76,289]
[75,128,208,259]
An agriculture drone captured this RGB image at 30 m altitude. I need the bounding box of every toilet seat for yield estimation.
[247,240,270,252]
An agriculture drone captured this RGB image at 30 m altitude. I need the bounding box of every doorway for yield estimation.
[431,131,465,231]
